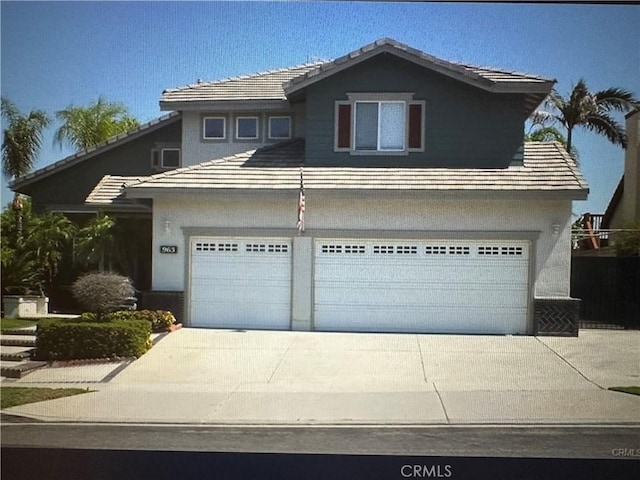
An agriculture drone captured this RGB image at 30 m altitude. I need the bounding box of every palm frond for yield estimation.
[582,113,627,148]
[594,87,639,112]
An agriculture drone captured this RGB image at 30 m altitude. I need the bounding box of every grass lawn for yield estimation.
[1,387,91,409]
[0,317,38,331]
[608,386,640,396]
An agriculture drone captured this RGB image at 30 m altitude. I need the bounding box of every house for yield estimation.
[602,109,640,232]
[10,38,589,335]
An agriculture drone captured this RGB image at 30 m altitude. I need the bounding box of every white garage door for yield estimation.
[314,240,529,334]
[190,237,291,329]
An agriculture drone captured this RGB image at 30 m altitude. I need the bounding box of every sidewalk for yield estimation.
[2,329,639,425]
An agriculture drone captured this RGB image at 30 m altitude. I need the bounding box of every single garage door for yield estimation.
[190,237,292,329]
[314,239,529,334]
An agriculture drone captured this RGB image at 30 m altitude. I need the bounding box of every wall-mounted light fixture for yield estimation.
[552,222,561,236]
[163,219,171,235]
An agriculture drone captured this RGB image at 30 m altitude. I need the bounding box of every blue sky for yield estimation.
[1,1,638,216]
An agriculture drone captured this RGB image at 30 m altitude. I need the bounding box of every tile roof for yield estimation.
[86,175,148,206]
[10,113,181,191]
[159,38,553,116]
[284,38,554,98]
[124,140,588,198]
[160,63,325,105]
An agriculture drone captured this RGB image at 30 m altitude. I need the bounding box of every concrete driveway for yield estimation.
[4,329,640,425]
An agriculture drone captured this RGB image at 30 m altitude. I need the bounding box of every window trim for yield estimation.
[335,93,424,155]
[160,147,181,168]
[268,116,292,140]
[235,116,260,140]
[151,143,181,170]
[202,116,226,140]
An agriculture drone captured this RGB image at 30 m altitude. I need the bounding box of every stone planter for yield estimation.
[2,295,49,318]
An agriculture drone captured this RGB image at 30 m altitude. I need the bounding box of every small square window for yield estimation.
[236,117,258,139]
[269,116,292,139]
[203,117,225,139]
[161,148,180,168]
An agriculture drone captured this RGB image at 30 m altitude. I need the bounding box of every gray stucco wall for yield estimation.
[181,103,306,166]
[22,120,182,212]
[304,54,527,168]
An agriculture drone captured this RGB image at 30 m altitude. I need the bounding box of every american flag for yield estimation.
[296,169,305,233]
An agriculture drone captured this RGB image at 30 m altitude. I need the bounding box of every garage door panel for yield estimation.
[314,305,528,334]
[315,285,527,308]
[190,237,291,329]
[314,239,530,334]
[190,302,288,330]
[315,266,527,284]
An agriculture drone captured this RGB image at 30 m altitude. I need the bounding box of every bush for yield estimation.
[71,272,135,318]
[36,317,151,361]
[614,221,640,257]
[106,310,176,333]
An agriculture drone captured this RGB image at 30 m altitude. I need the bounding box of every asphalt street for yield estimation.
[2,424,639,459]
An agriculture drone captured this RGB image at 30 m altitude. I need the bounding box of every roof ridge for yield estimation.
[284,37,554,94]
[163,61,328,93]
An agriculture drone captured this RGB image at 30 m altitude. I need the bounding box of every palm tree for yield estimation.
[546,79,638,154]
[27,212,77,286]
[74,214,116,271]
[1,97,51,237]
[54,97,139,151]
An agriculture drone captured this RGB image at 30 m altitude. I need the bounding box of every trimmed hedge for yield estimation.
[77,310,176,332]
[36,318,151,361]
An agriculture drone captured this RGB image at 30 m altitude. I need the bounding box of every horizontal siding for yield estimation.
[304,54,526,168]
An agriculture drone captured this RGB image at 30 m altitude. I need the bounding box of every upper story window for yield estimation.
[203,117,226,139]
[355,101,405,151]
[151,144,181,170]
[269,116,292,140]
[335,93,424,155]
[236,116,259,140]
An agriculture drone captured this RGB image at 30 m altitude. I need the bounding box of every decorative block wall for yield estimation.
[534,297,580,336]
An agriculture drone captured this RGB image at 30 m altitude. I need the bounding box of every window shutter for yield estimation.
[337,103,351,149]
[408,103,423,150]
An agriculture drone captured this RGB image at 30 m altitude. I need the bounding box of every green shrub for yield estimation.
[105,310,176,332]
[71,272,135,319]
[614,221,640,257]
[35,317,151,360]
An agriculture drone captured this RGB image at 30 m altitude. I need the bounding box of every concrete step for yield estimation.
[0,335,36,347]
[1,360,47,379]
[1,326,37,335]
[1,345,35,361]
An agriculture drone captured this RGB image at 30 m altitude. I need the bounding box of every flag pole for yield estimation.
[296,168,305,234]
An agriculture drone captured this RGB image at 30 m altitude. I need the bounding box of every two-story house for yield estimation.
[10,38,588,335]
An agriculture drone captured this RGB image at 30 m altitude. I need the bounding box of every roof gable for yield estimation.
[284,38,554,112]
[285,38,555,95]
[10,112,181,192]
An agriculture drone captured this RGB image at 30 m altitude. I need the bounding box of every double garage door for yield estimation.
[190,237,530,334]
